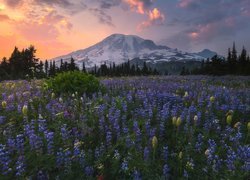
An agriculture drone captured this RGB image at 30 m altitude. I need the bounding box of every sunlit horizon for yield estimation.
[0,0,250,59]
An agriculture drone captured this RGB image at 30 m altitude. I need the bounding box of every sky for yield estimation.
[0,0,250,60]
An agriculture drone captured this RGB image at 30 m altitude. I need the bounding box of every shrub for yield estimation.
[45,71,104,95]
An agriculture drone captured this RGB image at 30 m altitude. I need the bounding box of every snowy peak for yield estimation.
[51,34,219,68]
[91,33,169,52]
[195,49,217,59]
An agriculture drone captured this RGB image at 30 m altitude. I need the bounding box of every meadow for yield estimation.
[0,76,249,179]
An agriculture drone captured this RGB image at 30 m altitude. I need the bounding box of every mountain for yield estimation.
[51,34,218,69]
[195,49,217,59]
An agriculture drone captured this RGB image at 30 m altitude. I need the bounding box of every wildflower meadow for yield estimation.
[0,76,249,179]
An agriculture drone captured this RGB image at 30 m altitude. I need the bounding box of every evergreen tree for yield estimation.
[232,42,237,63]
[69,57,76,71]
[60,59,64,71]
[82,62,86,73]
[239,46,247,63]
[142,62,148,75]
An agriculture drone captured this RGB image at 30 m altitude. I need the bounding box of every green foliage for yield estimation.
[45,71,104,95]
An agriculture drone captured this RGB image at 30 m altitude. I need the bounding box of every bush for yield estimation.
[45,71,104,95]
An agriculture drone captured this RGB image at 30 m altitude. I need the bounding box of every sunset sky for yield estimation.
[0,0,250,60]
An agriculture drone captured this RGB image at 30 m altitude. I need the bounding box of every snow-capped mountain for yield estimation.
[194,49,217,59]
[51,34,217,68]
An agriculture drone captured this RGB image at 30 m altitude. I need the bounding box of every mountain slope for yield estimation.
[195,49,217,59]
[51,34,218,68]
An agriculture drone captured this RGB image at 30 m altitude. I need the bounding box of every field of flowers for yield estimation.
[0,76,249,179]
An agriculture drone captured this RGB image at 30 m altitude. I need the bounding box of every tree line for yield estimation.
[88,61,159,77]
[0,46,159,80]
[184,43,250,76]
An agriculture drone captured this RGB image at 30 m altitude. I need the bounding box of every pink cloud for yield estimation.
[0,13,10,21]
[15,9,72,42]
[137,8,165,31]
[177,0,194,8]
[123,0,165,30]
[124,0,152,14]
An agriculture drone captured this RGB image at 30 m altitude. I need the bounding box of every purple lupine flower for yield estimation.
[79,150,85,168]
[56,148,64,168]
[195,133,203,152]
[38,119,47,133]
[114,120,120,139]
[106,131,112,148]
[99,116,105,133]
[159,121,165,138]
[122,101,127,112]
[73,140,80,160]
[64,149,72,172]
[61,124,69,141]
[121,159,129,171]
[37,170,49,180]
[123,126,129,135]
[163,164,170,177]
[133,121,139,132]
[114,149,120,159]
[45,131,54,155]
[149,128,156,139]
[229,131,242,145]
[145,120,151,137]
[7,138,15,153]
[225,148,237,171]
[125,136,133,148]
[143,147,150,161]
[16,155,25,177]
[32,134,43,153]
[133,170,142,180]
[0,144,12,175]
[183,169,188,178]
[148,107,153,118]
[16,134,25,154]
[135,127,142,144]
[206,139,217,166]
[94,147,100,159]
[212,155,222,172]
[84,166,94,176]
[162,146,168,162]
[0,116,6,124]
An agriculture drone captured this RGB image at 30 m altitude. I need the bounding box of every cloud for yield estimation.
[89,8,115,27]
[177,0,199,9]
[124,0,154,14]
[3,0,87,14]
[3,0,23,8]
[138,8,165,30]
[159,32,192,51]
[0,13,10,21]
[122,0,165,30]
[96,0,121,9]
[33,0,72,7]
[160,16,248,52]
[33,0,88,14]
[39,10,73,30]
[15,9,73,43]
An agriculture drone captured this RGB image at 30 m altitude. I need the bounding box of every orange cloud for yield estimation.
[138,8,165,31]
[124,0,149,14]
[188,32,199,39]
[0,1,74,60]
[123,0,165,31]
[0,13,10,21]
